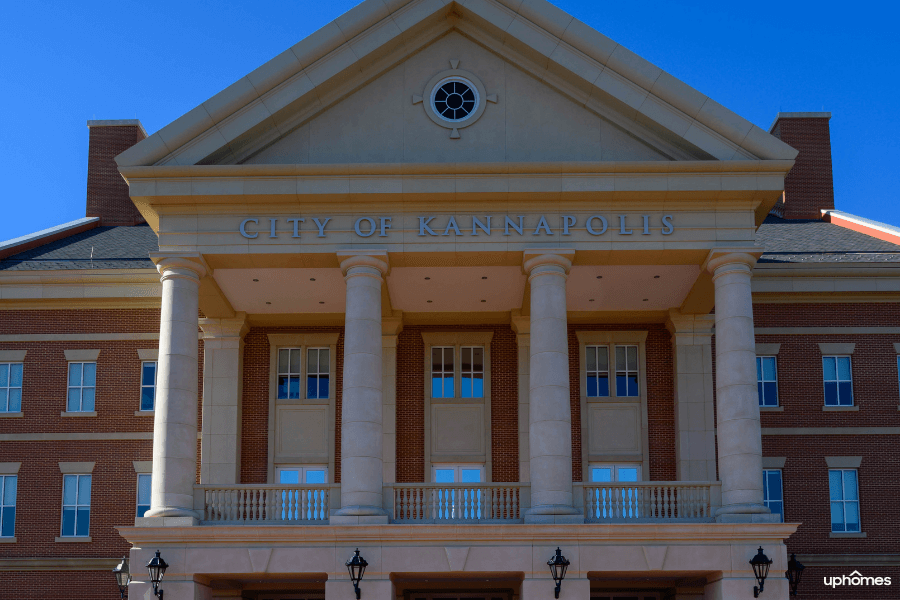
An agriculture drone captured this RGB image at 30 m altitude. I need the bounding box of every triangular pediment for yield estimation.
[116,0,797,169]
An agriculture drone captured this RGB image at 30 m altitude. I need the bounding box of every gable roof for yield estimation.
[757,216,900,264]
[116,0,798,169]
[0,225,158,271]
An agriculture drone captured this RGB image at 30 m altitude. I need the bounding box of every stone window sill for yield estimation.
[830,532,866,538]
[0,412,23,418]
[822,406,859,412]
[759,406,784,412]
[134,410,154,417]
[55,536,92,543]
[0,537,17,543]
[60,411,97,417]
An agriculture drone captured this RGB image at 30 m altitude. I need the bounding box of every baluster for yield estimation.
[666,486,673,519]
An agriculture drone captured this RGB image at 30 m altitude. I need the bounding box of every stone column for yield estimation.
[333,251,389,523]
[523,250,580,522]
[198,312,248,484]
[707,252,770,520]
[665,310,717,482]
[511,313,530,483]
[382,314,402,488]
[146,257,206,520]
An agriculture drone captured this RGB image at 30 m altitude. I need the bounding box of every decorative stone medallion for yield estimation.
[413,60,498,138]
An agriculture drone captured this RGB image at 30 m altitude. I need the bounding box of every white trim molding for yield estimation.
[137,348,159,361]
[755,343,781,355]
[0,463,22,474]
[818,343,856,355]
[63,349,101,361]
[762,457,786,469]
[0,350,26,362]
[58,462,95,473]
[825,456,863,469]
[132,461,152,473]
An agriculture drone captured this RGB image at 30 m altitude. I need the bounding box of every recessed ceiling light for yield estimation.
[425,277,431,280]
[643,298,649,302]
[265,301,271,305]
[319,301,324,304]
[481,276,487,280]
[596,276,603,279]
[481,300,486,303]
[589,299,595,302]
[654,275,660,279]
[310,278,316,281]
[427,300,433,303]
[253,279,259,282]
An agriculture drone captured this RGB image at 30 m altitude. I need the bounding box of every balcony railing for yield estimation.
[195,484,339,523]
[576,481,721,522]
[388,483,530,523]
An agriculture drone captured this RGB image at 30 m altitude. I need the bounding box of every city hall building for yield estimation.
[1,1,899,598]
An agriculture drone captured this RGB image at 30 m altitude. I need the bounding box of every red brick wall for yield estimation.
[239,326,344,484]
[86,124,146,226]
[568,324,675,482]
[3,571,124,600]
[770,116,834,220]
[754,302,900,328]
[0,308,161,335]
[395,324,519,483]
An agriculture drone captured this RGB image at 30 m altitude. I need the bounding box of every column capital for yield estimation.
[150,252,208,280]
[665,309,716,344]
[199,312,249,340]
[704,248,763,276]
[337,250,389,277]
[522,248,575,277]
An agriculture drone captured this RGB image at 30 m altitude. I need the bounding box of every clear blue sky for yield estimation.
[1,0,898,243]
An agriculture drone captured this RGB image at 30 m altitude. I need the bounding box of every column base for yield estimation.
[525,505,584,524]
[330,514,390,525]
[715,503,778,523]
[135,516,200,527]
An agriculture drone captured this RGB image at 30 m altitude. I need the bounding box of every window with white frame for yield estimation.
[433,464,484,484]
[306,348,329,400]
[829,469,860,532]
[460,347,484,398]
[136,473,151,518]
[896,355,899,401]
[585,346,610,398]
[61,474,91,537]
[277,348,302,400]
[140,361,157,411]
[756,356,778,407]
[615,345,639,397]
[431,347,455,398]
[432,464,484,520]
[762,469,783,522]
[67,362,96,412]
[275,465,328,521]
[0,363,23,413]
[823,356,853,406]
[0,475,16,537]
[588,463,641,518]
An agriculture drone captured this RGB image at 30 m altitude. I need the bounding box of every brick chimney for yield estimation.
[86,120,147,226]
[768,112,834,220]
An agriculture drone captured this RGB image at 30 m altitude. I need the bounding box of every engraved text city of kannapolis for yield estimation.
[238,214,675,239]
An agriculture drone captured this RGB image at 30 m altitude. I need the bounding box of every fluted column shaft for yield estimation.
[335,253,388,516]
[147,257,206,519]
[525,251,579,518]
[708,252,768,517]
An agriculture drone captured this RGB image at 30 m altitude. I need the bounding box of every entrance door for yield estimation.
[408,591,511,600]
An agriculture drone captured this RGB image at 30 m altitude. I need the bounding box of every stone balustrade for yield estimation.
[577,481,721,522]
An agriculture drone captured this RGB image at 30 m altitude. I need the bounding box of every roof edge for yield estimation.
[821,209,900,247]
[87,119,148,137]
[0,218,100,260]
[768,112,832,133]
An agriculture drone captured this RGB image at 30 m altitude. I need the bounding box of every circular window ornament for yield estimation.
[415,60,497,138]
[431,77,479,122]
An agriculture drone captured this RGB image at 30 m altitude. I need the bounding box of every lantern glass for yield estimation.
[547,548,569,583]
[346,549,368,584]
[147,550,169,586]
[113,556,131,589]
[786,553,805,595]
[749,547,772,584]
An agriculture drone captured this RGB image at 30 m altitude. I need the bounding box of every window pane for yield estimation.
[78,475,91,504]
[320,349,329,372]
[838,382,853,405]
[472,373,483,398]
[307,349,319,375]
[81,388,95,412]
[0,390,6,411]
[279,470,299,484]
[62,508,75,536]
[138,475,151,504]
[822,357,836,380]
[432,377,442,398]
[756,357,761,380]
[431,348,442,372]
[461,376,472,398]
[766,472,782,501]
[615,346,625,369]
[461,347,472,372]
[1,507,14,536]
[461,469,481,483]
[769,501,784,522]
[137,504,150,518]
[597,347,608,371]
[598,376,609,397]
[443,348,453,371]
[140,387,155,411]
[67,388,81,412]
[830,502,844,531]
[76,507,90,536]
[586,376,598,397]
[591,468,612,482]
[824,382,837,406]
[278,349,289,373]
[627,346,637,369]
[757,382,764,405]
[142,362,156,386]
[434,469,455,483]
[11,363,22,386]
[845,503,860,531]
[586,347,596,372]
[627,376,638,397]
[763,357,776,380]
[473,348,483,370]
[83,363,96,386]
[616,375,627,396]
[318,376,329,399]
[843,471,858,500]
[305,470,326,484]
[443,376,454,398]
[288,376,300,399]
[3,477,16,505]
[618,468,638,482]
[764,382,778,406]
[277,376,289,399]
[828,471,842,500]
[0,365,7,386]
[307,376,318,399]
[63,476,77,504]
[837,357,851,380]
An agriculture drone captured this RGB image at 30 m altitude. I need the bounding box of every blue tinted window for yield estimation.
[614,346,639,397]
[0,364,23,413]
[61,474,90,537]
[756,356,778,407]
[140,361,156,411]
[823,356,853,406]
[762,469,783,522]
[0,475,16,537]
[829,469,860,532]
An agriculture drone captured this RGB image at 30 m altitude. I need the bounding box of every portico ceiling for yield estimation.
[212,264,699,315]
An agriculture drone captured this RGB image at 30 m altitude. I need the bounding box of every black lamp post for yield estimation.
[112,556,131,599]
[749,547,773,598]
[346,548,368,600]
[785,553,805,596]
[547,547,570,599]
[147,550,169,600]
